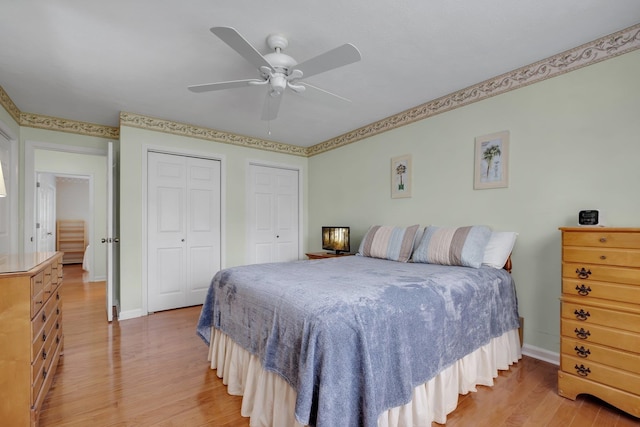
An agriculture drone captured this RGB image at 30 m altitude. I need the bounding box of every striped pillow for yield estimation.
[358,225,420,262]
[412,226,492,268]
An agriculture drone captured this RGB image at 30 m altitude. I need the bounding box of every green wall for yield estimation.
[308,50,640,357]
[2,47,638,358]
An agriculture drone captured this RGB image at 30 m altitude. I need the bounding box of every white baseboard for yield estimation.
[522,343,559,365]
[118,308,146,321]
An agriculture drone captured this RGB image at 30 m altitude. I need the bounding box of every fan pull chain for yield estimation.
[267,99,271,135]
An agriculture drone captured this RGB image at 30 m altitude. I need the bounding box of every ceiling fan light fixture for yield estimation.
[270,73,287,94]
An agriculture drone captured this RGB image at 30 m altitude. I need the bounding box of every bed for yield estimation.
[197,225,521,427]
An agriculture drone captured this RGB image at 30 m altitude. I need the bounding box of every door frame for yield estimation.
[24,140,107,260]
[0,120,19,254]
[245,159,304,264]
[141,144,226,315]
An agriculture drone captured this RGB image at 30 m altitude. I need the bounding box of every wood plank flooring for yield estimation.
[40,265,640,426]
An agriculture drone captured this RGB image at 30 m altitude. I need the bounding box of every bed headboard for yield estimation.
[503,255,512,273]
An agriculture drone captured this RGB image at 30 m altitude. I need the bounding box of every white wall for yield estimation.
[308,50,640,356]
[56,177,90,225]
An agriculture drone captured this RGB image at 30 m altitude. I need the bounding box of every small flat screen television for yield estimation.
[322,226,350,254]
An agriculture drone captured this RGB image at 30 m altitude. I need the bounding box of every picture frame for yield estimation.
[391,154,412,198]
[474,131,509,189]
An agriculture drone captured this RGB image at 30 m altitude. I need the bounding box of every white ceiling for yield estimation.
[1,1,639,147]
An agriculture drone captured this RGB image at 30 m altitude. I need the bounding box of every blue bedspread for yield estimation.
[197,256,519,427]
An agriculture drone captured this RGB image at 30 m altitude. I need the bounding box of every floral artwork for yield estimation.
[391,155,411,198]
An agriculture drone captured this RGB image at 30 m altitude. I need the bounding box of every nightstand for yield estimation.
[305,252,354,260]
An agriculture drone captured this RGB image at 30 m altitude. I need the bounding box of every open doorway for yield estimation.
[37,173,92,277]
[25,140,116,321]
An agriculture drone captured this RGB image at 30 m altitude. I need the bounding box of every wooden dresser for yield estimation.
[558,227,640,418]
[0,252,64,426]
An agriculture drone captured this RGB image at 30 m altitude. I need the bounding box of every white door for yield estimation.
[106,142,119,321]
[147,152,221,312]
[0,134,13,254]
[36,173,56,253]
[247,164,299,264]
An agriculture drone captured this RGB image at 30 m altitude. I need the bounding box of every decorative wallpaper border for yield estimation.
[119,112,307,157]
[19,112,120,139]
[1,24,638,156]
[0,86,21,124]
[307,23,640,156]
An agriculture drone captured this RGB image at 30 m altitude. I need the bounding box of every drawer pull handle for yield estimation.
[599,237,606,243]
[56,293,60,300]
[574,309,590,321]
[57,308,60,315]
[576,268,591,279]
[574,328,590,339]
[42,332,47,342]
[574,346,591,358]
[56,322,60,330]
[42,313,47,322]
[574,364,591,377]
[575,284,591,296]
[56,336,60,344]
[42,350,47,360]
[42,369,47,379]
[599,255,606,260]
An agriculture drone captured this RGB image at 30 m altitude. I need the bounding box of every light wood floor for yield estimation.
[40,265,640,427]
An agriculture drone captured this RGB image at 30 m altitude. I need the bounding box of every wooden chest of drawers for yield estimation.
[0,252,64,426]
[558,227,640,418]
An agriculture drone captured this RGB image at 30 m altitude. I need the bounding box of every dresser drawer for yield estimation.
[561,354,640,396]
[561,338,640,374]
[31,297,61,362]
[31,271,44,296]
[562,278,640,304]
[563,247,640,268]
[31,321,60,404]
[562,319,640,353]
[562,262,640,286]
[563,231,640,249]
[562,301,640,333]
[31,289,45,319]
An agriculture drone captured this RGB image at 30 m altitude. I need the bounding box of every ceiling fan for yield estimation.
[188,27,362,120]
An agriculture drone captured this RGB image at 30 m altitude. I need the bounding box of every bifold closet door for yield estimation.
[247,164,299,264]
[147,152,221,312]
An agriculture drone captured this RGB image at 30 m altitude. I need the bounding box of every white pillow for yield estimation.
[482,232,518,269]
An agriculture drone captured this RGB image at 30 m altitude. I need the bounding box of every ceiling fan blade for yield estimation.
[294,43,361,79]
[188,79,263,93]
[210,27,273,71]
[261,92,283,121]
[295,82,352,107]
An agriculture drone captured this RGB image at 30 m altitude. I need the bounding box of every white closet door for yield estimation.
[147,152,220,312]
[247,164,299,264]
[185,156,221,306]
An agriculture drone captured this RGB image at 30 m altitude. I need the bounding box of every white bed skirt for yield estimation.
[208,328,522,427]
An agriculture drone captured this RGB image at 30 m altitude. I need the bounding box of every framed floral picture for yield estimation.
[474,131,509,189]
[391,154,412,198]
